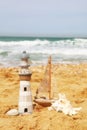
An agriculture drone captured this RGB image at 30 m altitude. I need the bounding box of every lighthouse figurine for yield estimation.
[18,51,33,114]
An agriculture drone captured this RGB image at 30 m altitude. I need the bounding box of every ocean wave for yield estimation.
[0,38,87,48]
[0,39,49,46]
[0,37,87,66]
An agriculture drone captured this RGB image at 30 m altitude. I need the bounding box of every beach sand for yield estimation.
[0,63,87,130]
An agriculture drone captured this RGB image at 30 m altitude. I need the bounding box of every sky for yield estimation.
[0,0,87,37]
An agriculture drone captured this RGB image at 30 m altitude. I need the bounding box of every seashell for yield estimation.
[6,109,19,116]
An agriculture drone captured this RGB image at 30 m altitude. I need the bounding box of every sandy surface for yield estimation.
[0,63,87,130]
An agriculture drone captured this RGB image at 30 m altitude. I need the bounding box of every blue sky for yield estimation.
[0,0,87,36]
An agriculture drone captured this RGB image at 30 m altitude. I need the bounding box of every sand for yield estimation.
[0,63,87,130]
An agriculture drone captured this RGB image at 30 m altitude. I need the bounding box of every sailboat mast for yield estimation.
[48,56,51,99]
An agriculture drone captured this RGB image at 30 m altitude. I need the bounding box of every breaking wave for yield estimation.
[0,37,87,66]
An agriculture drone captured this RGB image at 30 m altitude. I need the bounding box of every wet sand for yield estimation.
[0,63,87,130]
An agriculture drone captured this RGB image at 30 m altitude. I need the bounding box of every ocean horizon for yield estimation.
[0,36,87,67]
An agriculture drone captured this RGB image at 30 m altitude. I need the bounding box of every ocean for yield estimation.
[0,36,87,67]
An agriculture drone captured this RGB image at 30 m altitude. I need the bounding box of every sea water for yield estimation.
[0,36,87,67]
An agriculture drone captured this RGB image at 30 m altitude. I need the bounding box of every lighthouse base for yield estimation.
[18,105,33,114]
[18,81,33,114]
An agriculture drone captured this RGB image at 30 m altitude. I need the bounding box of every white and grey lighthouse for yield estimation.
[18,51,33,114]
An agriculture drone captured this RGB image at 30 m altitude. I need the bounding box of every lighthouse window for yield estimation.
[24,87,27,91]
[24,108,28,112]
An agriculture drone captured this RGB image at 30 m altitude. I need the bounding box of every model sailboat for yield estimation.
[34,56,54,107]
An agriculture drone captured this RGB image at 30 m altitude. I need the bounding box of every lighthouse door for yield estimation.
[24,108,28,112]
[24,87,27,91]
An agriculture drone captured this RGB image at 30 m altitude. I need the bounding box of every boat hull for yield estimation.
[34,98,52,107]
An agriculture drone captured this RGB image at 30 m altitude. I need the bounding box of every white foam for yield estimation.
[0,39,49,47]
[0,38,87,66]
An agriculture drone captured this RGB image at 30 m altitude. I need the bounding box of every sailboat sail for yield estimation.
[34,56,58,106]
[37,56,51,99]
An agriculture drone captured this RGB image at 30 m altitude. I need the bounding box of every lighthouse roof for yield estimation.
[21,51,29,60]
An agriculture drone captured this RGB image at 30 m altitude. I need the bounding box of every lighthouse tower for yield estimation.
[18,51,33,114]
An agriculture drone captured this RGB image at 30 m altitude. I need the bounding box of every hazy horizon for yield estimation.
[0,34,87,38]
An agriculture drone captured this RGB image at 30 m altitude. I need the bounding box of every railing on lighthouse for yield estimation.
[18,51,33,114]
